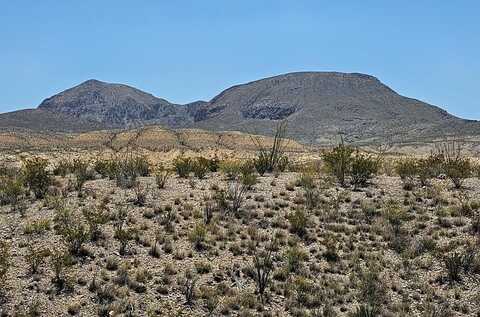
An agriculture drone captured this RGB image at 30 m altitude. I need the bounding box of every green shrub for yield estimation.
[416,157,437,186]
[351,152,379,188]
[82,206,108,241]
[25,245,51,274]
[174,156,193,178]
[54,207,89,255]
[114,227,135,255]
[304,187,320,210]
[22,157,52,199]
[0,176,24,206]
[296,171,315,190]
[115,155,150,188]
[240,160,257,189]
[323,138,354,186]
[382,199,407,234]
[444,158,472,189]
[285,245,308,273]
[395,158,417,190]
[219,160,243,180]
[192,157,210,179]
[154,167,172,189]
[432,140,472,188]
[94,158,117,179]
[189,222,207,250]
[349,305,378,317]
[444,252,463,283]
[53,159,74,176]
[241,172,258,189]
[208,154,220,172]
[50,249,72,289]
[72,159,95,191]
[288,208,308,236]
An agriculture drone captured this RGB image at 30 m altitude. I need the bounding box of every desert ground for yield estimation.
[1,128,480,317]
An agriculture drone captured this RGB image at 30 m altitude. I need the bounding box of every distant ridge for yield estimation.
[1,72,478,144]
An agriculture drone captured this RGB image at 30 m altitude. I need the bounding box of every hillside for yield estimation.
[37,79,193,128]
[193,72,480,144]
[1,72,479,144]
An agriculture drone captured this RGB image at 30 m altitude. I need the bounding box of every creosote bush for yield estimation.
[22,157,52,199]
[395,158,418,190]
[53,206,89,255]
[0,176,24,207]
[174,156,193,178]
[434,140,472,189]
[288,208,308,236]
[351,151,379,188]
[323,137,354,187]
[25,245,51,274]
[115,155,150,188]
[219,160,243,180]
[82,206,109,241]
[192,157,210,179]
[72,159,95,191]
[189,222,207,250]
[443,157,472,189]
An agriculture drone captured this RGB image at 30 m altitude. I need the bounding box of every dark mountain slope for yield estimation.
[0,72,478,144]
[0,109,104,132]
[192,72,480,143]
[37,79,193,128]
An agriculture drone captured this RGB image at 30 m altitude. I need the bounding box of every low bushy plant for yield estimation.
[219,160,243,180]
[25,245,51,274]
[115,155,150,188]
[192,157,210,179]
[173,156,193,178]
[155,166,172,189]
[288,208,308,236]
[189,222,207,250]
[395,158,417,190]
[323,138,354,186]
[0,176,24,206]
[444,157,472,189]
[22,157,52,199]
[72,159,95,191]
[351,152,379,188]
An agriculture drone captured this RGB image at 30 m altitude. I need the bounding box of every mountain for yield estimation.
[192,72,480,143]
[1,72,479,144]
[0,109,104,132]
[37,79,193,128]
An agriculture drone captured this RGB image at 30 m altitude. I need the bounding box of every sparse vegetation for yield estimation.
[1,135,480,316]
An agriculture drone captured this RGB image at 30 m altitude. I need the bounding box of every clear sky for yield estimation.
[1,1,478,119]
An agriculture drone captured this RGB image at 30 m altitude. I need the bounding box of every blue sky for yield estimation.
[1,1,479,119]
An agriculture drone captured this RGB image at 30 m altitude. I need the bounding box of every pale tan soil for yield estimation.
[1,153,480,316]
[1,129,480,316]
